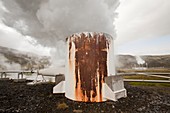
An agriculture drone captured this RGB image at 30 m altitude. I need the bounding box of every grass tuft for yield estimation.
[57,102,69,109]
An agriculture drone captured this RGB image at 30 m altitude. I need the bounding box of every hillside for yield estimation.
[116,54,170,69]
[0,46,50,70]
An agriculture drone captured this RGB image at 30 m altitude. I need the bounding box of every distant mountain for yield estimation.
[116,55,170,69]
[0,46,50,70]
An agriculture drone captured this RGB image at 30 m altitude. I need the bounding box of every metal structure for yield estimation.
[0,70,34,82]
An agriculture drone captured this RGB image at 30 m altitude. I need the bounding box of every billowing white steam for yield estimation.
[1,0,119,66]
[2,0,119,44]
[37,0,119,40]
[136,56,145,65]
[50,40,66,66]
[0,53,21,70]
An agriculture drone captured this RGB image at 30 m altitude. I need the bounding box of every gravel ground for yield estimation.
[0,80,170,113]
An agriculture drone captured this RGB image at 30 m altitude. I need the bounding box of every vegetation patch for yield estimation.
[129,82,170,87]
[123,75,169,80]
[73,109,83,113]
[57,102,69,109]
[118,68,170,73]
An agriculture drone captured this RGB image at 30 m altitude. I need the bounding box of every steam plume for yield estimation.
[1,0,119,66]
[2,0,119,45]
[136,56,145,65]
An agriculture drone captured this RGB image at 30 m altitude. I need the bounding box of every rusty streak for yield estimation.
[68,32,111,102]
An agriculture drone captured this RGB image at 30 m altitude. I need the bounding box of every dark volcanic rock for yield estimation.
[0,81,170,113]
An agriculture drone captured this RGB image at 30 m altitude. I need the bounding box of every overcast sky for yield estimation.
[0,0,170,56]
[0,23,51,56]
[115,0,170,55]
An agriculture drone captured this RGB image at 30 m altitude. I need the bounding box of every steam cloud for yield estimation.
[1,0,119,66]
[0,53,21,70]
[136,56,145,65]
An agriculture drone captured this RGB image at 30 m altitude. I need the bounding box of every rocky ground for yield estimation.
[0,80,170,113]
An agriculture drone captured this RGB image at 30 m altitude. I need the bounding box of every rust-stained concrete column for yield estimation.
[65,32,114,102]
